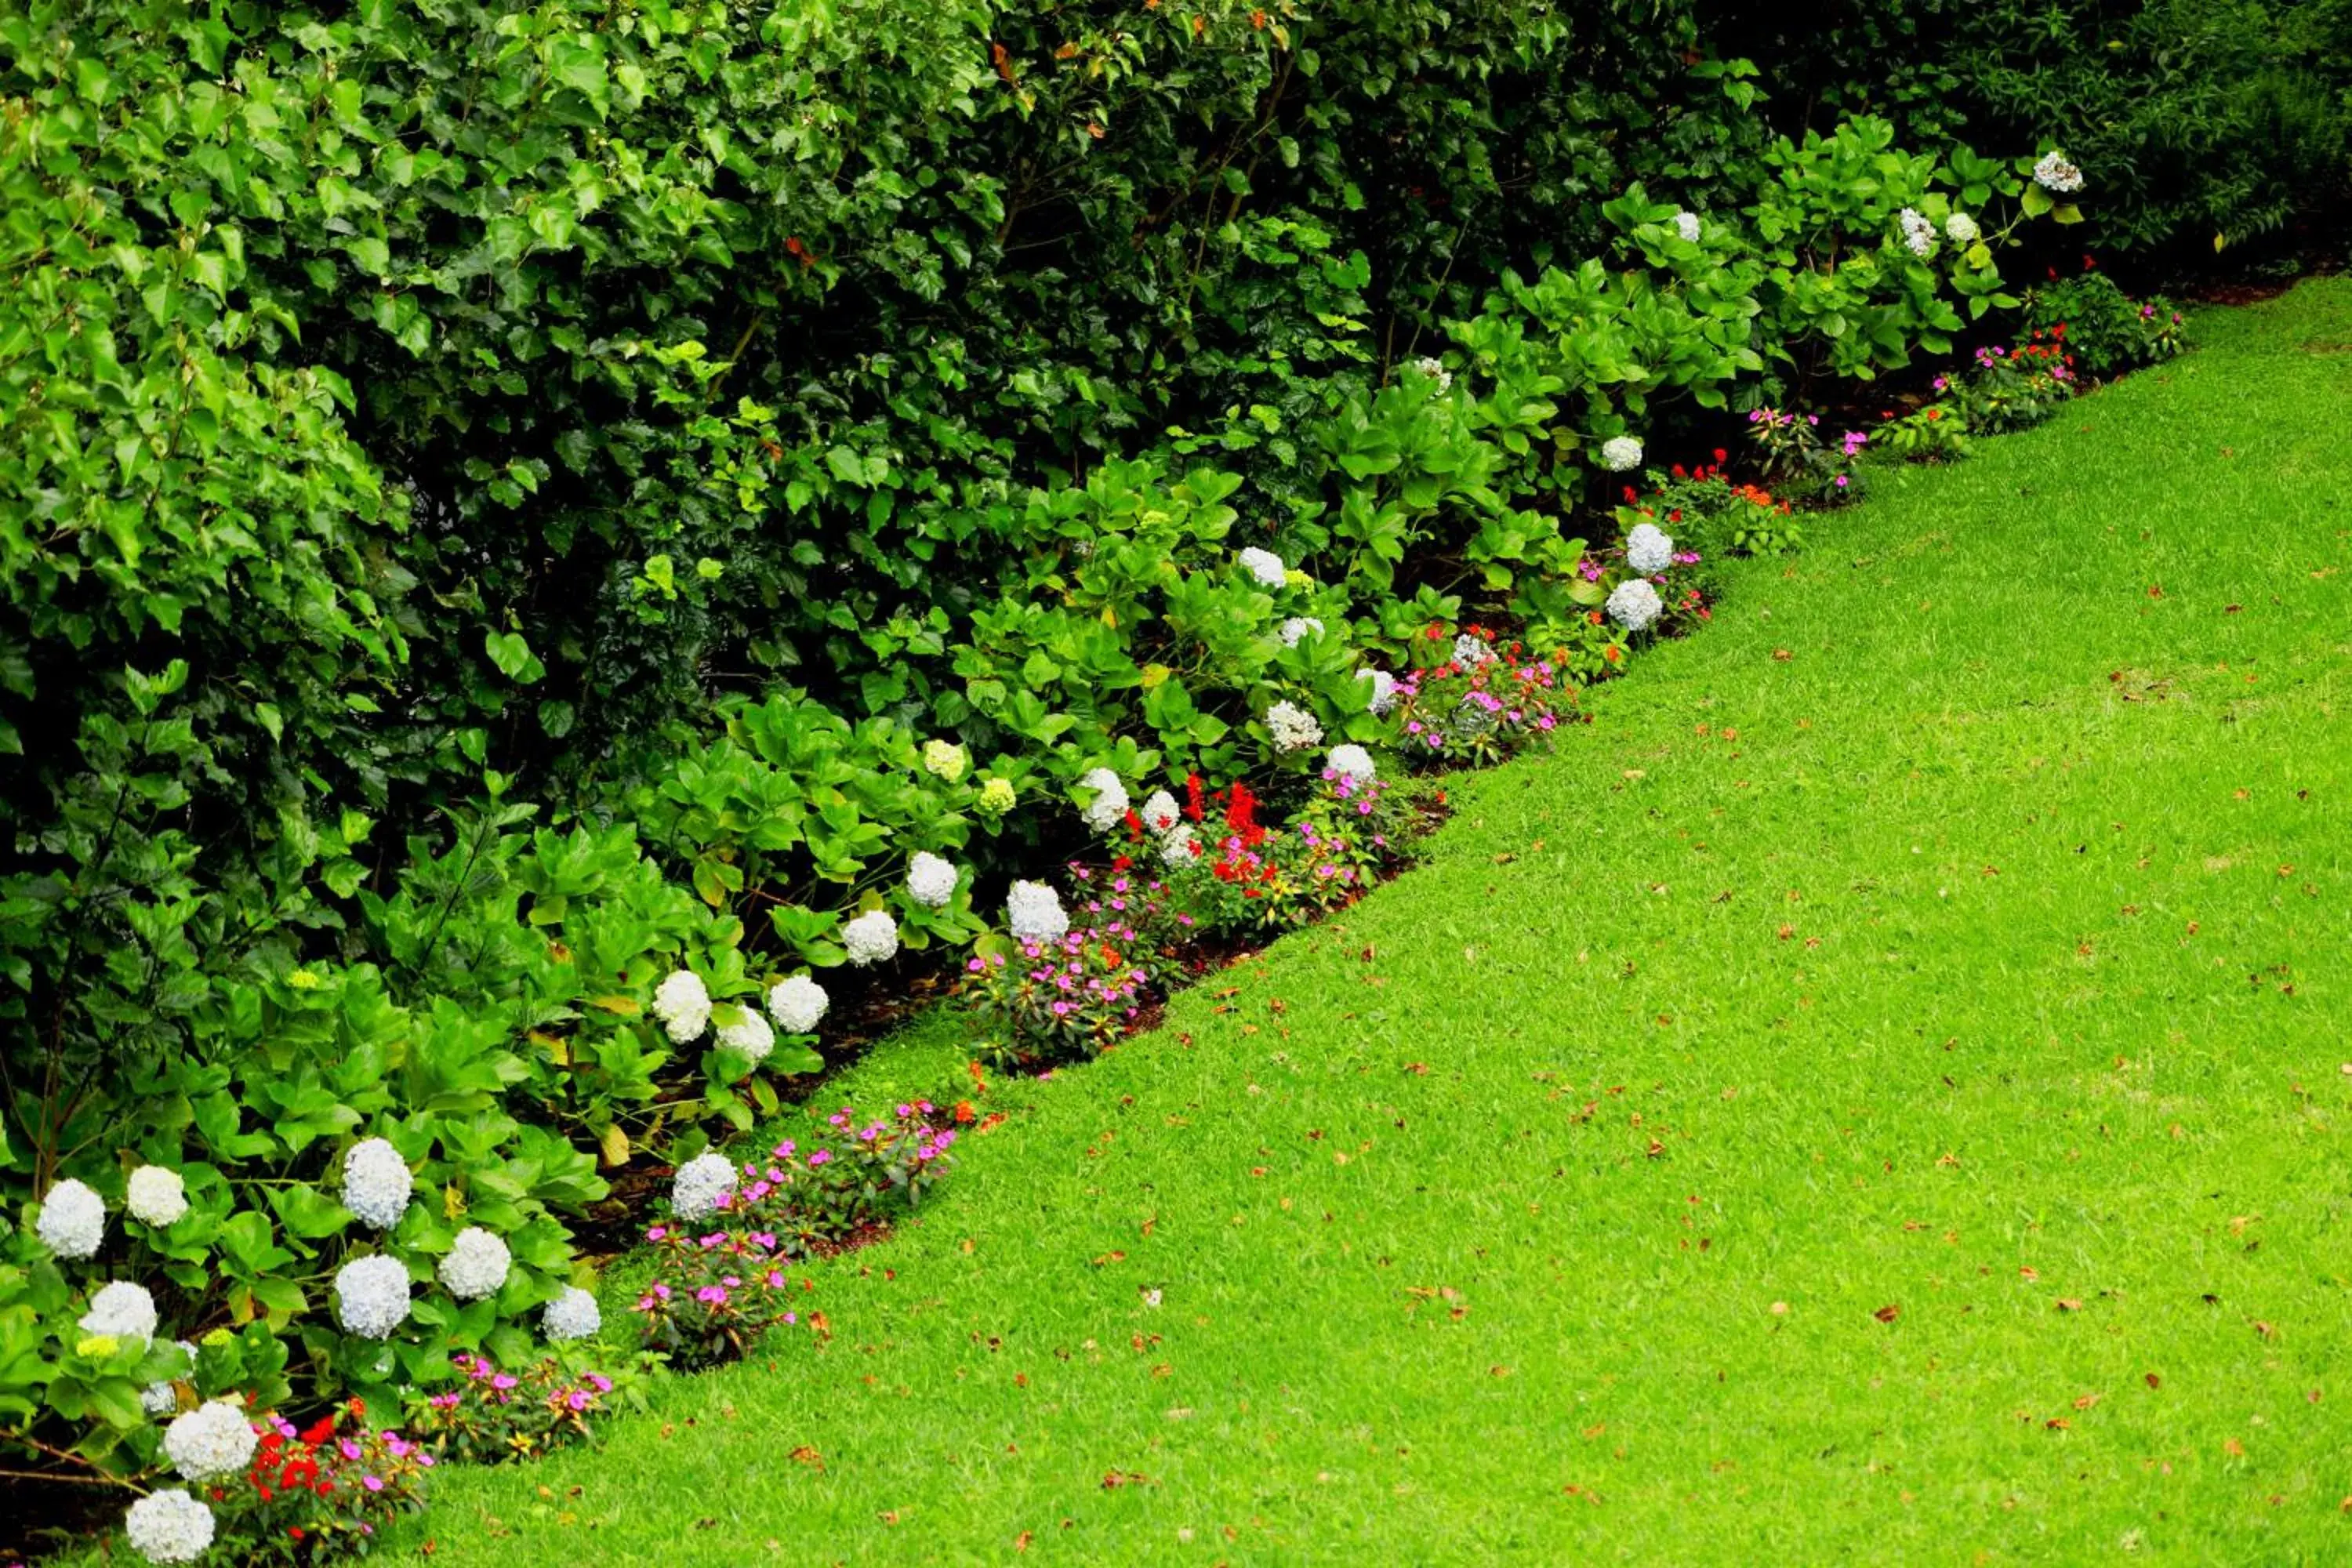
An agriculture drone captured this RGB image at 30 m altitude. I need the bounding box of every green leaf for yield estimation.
[484,632,546,684]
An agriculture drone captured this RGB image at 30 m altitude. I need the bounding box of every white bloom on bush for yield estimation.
[1945,211,1980,245]
[652,968,713,1044]
[333,1254,412,1340]
[1265,700,1323,753]
[1673,210,1701,243]
[1625,522,1674,575]
[1278,615,1324,648]
[162,1399,258,1481]
[140,1341,198,1417]
[125,1167,188,1229]
[1007,880,1069,944]
[670,1151,738,1221]
[438,1226,511,1302]
[1600,434,1644,472]
[767,974,829,1035]
[920,739,967,781]
[340,1138,412,1231]
[1606,578,1664,632]
[543,1286,602,1343]
[36,1178,105,1259]
[80,1281,160,1344]
[125,1489,215,1564]
[715,1005,775,1063]
[1452,633,1496,669]
[841,909,899,966]
[1358,666,1400,715]
[1138,789,1182,833]
[1897,206,1936,257]
[1159,824,1199,868]
[906,851,959,909]
[1077,766,1129,832]
[1237,546,1288,588]
[2033,151,2084,193]
[1326,744,1376,786]
[1414,355,1454,393]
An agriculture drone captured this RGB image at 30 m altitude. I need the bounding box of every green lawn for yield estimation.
[400,280,2352,1565]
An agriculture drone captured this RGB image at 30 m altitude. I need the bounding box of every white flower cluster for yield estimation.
[1452,633,1496,669]
[125,1489,215,1564]
[341,1138,412,1231]
[126,1166,188,1229]
[1626,521,1674,576]
[36,1178,105,1259]
[715,1005,775,1063]
[1236,546,1288,588]
[906,851,958,908]
[439,1225,511,1301]
[543,1286,602,1343]
[1007,880,1069,944]
[1265,700,1322,753]
[841,909,898,966]
[164,1399,257,1481]
[140,1341,198,1417]
[767,974,829,1034]
[2033,151,2084,193]
[1078,767,1129,832]
[671,1151,738,1220]
[1600,434,1644,472]
[334,1254,412,1340]
[1673,210,1702,243]
[1358,666,1400,715]
[1159,824,1199,867]
[1606,578,1664,632]
[1138,789,1181,833]
[1414,355,1454,393]
[1277,615,1323,648]
[80,1281,159,1343]
[1326,744,1376,786]
[652,968,713,1044]
[1945,211,1980,245]
[1897,206,1936,258]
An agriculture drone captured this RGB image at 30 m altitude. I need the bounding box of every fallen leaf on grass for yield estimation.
[788,1446,825,1470]
[2056,1298,2084,1312]
[1873,1304,1901,1324]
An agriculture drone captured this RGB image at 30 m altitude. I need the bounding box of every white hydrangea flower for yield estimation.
[670,1151,738,1221]
[1138,789,1181,833]
[1077,766,1129,832]
[543,1286,602,1343]
[906,851,958,909]
[715,1005,775,1063]
[1897,206,1936,258]
[36,1178,105,1259]
[1413,355,1454,393]
[162,1399,257,1481]
[1599,434,1644,472]
[1452,633,1496,669]
[920,739,967,781]
[1945,211,1980,245]
[1626,522,1674,575]
[125,1167,188,1229]
[80,1282,159,1343]
[1277,615,1324,648]
[2033,151,2084,193]
[840,909,898,966]
[1236,546,1287,588]
[124,1489,215,1564]
[340,1138,412,1232]
[1606,578,1664,632]
[652,968,713,1044]
[333,1254,412,1340]
[1326,744,1376,786]
[1007,880,1069,945]
[1265,699,1323,753]
[438,1226,511,1302]
[1358,666,1400,715]
[1673,210,1701,243]
[766,974,829,1035]
[1159,824,1200,868]
[140,1341,198,1417]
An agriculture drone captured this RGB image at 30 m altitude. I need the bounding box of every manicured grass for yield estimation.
[398,281,2352,1564]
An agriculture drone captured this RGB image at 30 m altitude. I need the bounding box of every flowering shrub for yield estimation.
[2023,268,2188,376]
[406,1352,639,1465]
[1957,338,2078,434]
[1878,397,1973,463]
[1387,639,1578,768]
[1744,409,1866,504]
[964,924,1153,1067]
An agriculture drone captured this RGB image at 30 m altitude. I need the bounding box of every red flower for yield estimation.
[1621,485,1638,503]
[1183,773,1205,822]
[299,1416,336,1446]
[1712,447,1727,463]
[1671,463,1687,478]
[2082,254,2096,270]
